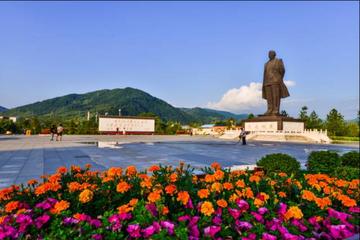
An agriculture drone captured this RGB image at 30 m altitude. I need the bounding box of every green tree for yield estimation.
[325,109,347,136]
[247,113,255,119]
[345,122,359,137]
[299,106,308,123]
[307,111,323,129]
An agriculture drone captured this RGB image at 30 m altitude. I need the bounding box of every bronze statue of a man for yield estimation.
[262,50,289,115]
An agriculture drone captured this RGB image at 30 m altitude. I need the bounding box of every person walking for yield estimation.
[50,124,57,141]
[56,124,64,141]
[239,127,247,145]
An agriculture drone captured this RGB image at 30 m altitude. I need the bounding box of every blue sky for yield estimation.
[0,1,358,119]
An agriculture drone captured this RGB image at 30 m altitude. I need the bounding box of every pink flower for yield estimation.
[329,225,354,239]
[160,220,175,235]
[278,202,287,218]
[328,208,351,223]
[92,234,103,240]
[212,216,222,225]
[142,224,159,238]
[262,233,277,240]
[291,219,307,232]
[35,214,50,229]
[251,211,264,223]
[203,225,221,238]
[349,206,360,213]
[228,208,241,220]
[258,207,269,215]
[145,203,158,217]
[242,233,257,240]
[186,198,194,209]
[90,219,102,228]
[127,224,141,238]
[236,199,249,212]
[235,220,253,231]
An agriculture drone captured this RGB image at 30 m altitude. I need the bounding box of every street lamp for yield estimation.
[119,109,122,116]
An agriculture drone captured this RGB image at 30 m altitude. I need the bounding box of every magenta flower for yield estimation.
[265,218,281,231]
[76,213,91,222]
[203,225,221,238]
[35,214,50,229]
[258,207,269,215]
[212,216,222,225]
[242,233,257,240]
[328,208,351,223]
[228,208,241,220]
[142,224,158,238]
[89,219,102,228]
[145,203,158,217]
[235,220,253,231]
[178,215,191,222]
[349,206,360,213]
[329,225,354,239]
[92,234,103,240]
[278,202,287,218]
[16,214,33,233]
[160,220,175,235]
[63,217,79,225]
[308,217,320,231]
[35,198,57,210]
[251,211,264,223]
[262,232,277,240]
[291,219,307,232]
[186,197,194,209]
[127,224,141,238]
[236,199,249,212]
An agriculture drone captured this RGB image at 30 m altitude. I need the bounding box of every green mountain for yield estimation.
[0,106,7,112]
[181,107,248,123]
[5,87,246,124]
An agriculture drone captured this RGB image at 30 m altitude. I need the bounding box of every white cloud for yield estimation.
[284,80,296,87]
[207,80,296,113]
[207,82,265,112]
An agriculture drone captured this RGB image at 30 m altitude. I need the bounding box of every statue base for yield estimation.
[244,115,304,132]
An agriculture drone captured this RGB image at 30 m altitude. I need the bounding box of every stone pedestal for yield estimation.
[244,115,304,132]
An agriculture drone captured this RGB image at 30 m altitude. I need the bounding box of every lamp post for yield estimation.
[119,109,122,116]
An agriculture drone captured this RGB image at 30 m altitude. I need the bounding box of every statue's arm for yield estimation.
[279,59,285,78]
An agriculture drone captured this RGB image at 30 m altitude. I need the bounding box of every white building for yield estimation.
[98,116,155,135]
[0,116,17,122]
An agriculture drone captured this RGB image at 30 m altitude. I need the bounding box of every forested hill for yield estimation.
[5,87,247,123]
[0,106,7,112]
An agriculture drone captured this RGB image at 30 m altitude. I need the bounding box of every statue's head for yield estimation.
[268,50,276,60]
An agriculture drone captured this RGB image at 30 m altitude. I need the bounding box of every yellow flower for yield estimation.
[285,206,303,220]
[79,189,94,203]
[201,201,215,216]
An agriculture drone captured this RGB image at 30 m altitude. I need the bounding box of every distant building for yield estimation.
[0,116,17,122]
[98,116,155,135]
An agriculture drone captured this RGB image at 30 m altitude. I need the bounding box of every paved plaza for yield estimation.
[0,135,358,188]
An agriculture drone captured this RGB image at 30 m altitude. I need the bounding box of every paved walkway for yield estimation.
[0,135,358,188]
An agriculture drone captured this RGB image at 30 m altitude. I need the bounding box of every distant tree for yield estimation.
[346,122,359,137]
[325,108,347,136]
[247,113,255,119]
[307,111,323,129]
[226,118,236,129]
[280,110,289,117]
[299,106,308,121]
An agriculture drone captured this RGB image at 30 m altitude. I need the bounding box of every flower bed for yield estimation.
[0,163,359,239]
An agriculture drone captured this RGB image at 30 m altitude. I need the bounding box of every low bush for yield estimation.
[334,166,360,181]
[341,151,359,168]
[307,151,341,174]
[256,153,300,176]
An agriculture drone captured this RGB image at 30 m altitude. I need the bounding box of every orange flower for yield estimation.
[126,166,137,176]
[169,173,178,183]
[102,176,114,183]
[79,189,94,203]
[35,182,62,196]
[302,190,316,202]
[243,187,254,199]
[223,182,233,190]
[118,204,133,214]
[205,174,215,183]
[269,180,277,186]
[51,200,70,214]
[107,167,122,177]
[198,189,210,199]
[229,193,239,202]
[284,206,303,220]
[148,165,161,172]
[278,191,287,198]
[27,179,38,185]
[140,178,152,189]
[71,165,81,173]
[148,191,161,203]
[249,175,261,183]
[236,179,246,188]
[177,191,190,205]
[5,201,20,213]
[201,201,215,216]
[57,166,67,174]
[217,199,228,208]
[335,180,348,188]
[116,181,131,193]
[315,197,332,209]
[211,162,221,170]
[0,187,15,201]
[129,198,138,206]
[211,182,222,193]
[214,170,224,180]
[162,206,169,215]
[254,198,264,208]
[337,195,357,207]
[278,172,287,177]
[165,184,177,196]
[68,182,82,192]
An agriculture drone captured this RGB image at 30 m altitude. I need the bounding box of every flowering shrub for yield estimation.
[0,162,359,239]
